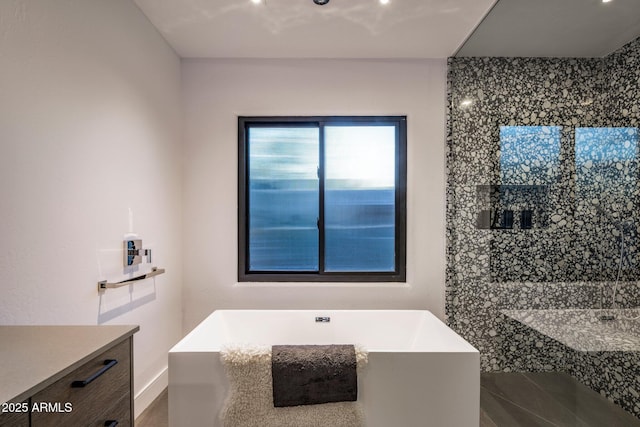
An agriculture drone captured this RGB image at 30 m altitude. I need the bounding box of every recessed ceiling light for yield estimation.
[250,0,262,4]
[602,0,613,3]
[380,0,391,4]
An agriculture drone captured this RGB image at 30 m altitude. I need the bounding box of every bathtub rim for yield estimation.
[169,309,479,354]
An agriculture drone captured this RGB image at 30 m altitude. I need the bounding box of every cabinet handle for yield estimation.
[71,359,118,388]
[104,421,119,427]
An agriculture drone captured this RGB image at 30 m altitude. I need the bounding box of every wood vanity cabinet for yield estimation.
[31,338,133,426]
[0,401,29,427]
[0,326,138,427]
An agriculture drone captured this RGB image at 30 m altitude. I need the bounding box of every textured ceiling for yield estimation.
[133,0,497,58]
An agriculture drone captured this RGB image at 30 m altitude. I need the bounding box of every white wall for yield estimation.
[182,59,447,331]
[0,0,182,416]
[0,3,447,412]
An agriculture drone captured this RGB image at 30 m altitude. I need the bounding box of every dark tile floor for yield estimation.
[481,372,640,427]
[136,373,640,426]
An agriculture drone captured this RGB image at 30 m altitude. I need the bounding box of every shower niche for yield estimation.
[476,125,558,231]
[476,184,549,230]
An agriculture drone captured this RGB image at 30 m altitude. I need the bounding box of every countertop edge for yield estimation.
[2,325,139,405]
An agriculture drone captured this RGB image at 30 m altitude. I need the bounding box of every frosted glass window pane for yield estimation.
[248,127,319,271]
[324,126,396,272]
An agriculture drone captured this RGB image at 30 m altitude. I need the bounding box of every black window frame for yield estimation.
[238,116,407,282]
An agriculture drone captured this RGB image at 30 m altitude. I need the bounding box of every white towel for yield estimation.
[220,345,368,427]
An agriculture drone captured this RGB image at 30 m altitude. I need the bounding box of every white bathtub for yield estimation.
[168,310,479,426]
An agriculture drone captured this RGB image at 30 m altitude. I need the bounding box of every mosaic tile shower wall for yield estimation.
[446,37,640,370]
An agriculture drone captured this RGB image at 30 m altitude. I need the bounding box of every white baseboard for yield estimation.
[134,367,168,419]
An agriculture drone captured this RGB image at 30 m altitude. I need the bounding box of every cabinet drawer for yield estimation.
[90,394,132,427]
[0,400,29,427]
[31,338,131,426]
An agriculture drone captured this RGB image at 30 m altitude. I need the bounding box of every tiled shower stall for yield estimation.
[446,37,640,416]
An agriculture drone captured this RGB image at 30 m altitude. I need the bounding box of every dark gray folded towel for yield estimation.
[271,344,358,407]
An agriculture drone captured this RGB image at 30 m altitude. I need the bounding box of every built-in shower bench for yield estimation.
[502,308,640,352]
[501,309,640,420]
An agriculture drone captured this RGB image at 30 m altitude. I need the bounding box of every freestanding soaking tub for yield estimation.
[168,310,479,426]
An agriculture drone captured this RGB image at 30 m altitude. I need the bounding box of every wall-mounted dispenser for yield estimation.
[98,239,165,291]
[124,239,151,267]
[97,209,166,291]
